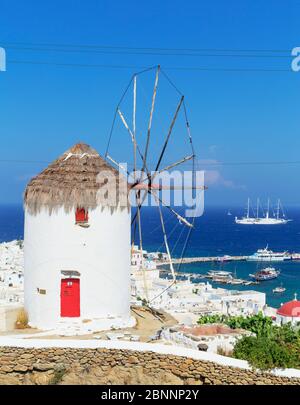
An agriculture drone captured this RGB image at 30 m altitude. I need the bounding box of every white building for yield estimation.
[23,143,134,331]
[2,271,24,288]
[276,295,300,325]
[137,277,267,324]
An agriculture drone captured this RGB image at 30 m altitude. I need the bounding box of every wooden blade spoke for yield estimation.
[106,154,129,176]
[151,191,176,282]
[158,154,194,174]
[149,189,194,228]
[141,65,160,173]
[154,95,184,173]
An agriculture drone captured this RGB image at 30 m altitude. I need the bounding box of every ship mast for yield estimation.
[266,198,270,219]
[276,199,280,219]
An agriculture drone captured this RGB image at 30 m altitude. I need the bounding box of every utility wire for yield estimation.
[8,60,291,72]
[0,41,292,53]
[3,45,294,58]
[1,159,300,166]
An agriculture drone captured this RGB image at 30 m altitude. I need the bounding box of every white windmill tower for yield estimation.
[24,143,134,331]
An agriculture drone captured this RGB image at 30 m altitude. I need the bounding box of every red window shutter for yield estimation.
[75,208,88,223]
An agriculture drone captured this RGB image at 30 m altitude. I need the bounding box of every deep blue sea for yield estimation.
[1,204,300,308]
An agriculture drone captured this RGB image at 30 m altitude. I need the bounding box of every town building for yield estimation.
[276,294,300,325]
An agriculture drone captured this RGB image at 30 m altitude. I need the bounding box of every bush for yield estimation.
[198,312,274,337]
[197,313,300,370]
[15,308,29,329]
[233,335,299,370]
[197,314,227,324]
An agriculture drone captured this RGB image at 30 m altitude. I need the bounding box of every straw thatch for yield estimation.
[24,143,129,215]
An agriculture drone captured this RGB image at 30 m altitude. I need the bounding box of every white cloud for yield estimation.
[198,159,246,190]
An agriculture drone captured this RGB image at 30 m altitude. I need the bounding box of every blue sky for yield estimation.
[0,0,299,207]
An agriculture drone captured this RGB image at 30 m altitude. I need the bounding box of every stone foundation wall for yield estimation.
[0,346,299,385]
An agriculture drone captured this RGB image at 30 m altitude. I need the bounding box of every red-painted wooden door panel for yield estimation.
[60,278,80,317]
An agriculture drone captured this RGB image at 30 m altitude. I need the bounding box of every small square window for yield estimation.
[75,208,89,224]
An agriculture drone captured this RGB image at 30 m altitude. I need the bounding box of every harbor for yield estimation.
[1,0,300,387]
[159,268,259,286]
[156,255,248,265]
[156,251,300,266]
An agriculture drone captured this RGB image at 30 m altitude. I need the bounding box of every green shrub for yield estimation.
[233,335,299,370]
[197,313,300,370]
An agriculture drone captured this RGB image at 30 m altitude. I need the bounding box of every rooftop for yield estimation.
[277,298,300,317]
[24,142,129,214]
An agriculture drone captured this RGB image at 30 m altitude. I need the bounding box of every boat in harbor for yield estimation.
[249,267,280,281]
[215,255,232,262]
[235,198,291,225]
[228,278,245,285]
[247,246,291,262]
[207,270,232,278]
[273,285,286,294]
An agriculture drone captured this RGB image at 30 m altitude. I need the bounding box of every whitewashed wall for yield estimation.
[24,206,131,329]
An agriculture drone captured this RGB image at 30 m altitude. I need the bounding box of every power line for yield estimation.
[195,160,300,167]
[0,41,292,53]
[3,45,293,58]
[1,158,300,167]
[8,60,291,72]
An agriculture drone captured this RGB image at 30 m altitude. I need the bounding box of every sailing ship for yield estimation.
[247,246,291,262]
[249,267,280,281]
[235,198,291,225]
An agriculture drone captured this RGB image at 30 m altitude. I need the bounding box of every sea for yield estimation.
[1,204,300,308]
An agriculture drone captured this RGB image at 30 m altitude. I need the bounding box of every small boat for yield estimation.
[227,211,232,216]
[273,284,286,294]
[229,278,244,285]
[215,255,232,262]
[207,270,232,278]
[249,267,280,281]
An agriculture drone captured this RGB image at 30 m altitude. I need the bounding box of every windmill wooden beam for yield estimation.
[130,183,207,190]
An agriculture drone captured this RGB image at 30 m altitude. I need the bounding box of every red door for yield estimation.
[60,278,80,317]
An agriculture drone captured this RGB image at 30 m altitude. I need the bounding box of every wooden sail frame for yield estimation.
[105,65,200,298]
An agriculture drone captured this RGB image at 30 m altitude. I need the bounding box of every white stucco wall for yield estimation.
[276,314,300,326]
[24,206,131,329]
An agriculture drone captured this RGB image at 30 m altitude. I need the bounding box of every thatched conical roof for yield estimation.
[24,143,129,215]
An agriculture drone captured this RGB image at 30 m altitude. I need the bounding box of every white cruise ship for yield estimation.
[235,198,291,225]
[247,246,291,262]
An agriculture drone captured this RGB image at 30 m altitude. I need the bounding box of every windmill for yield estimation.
[105,65,204,302]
